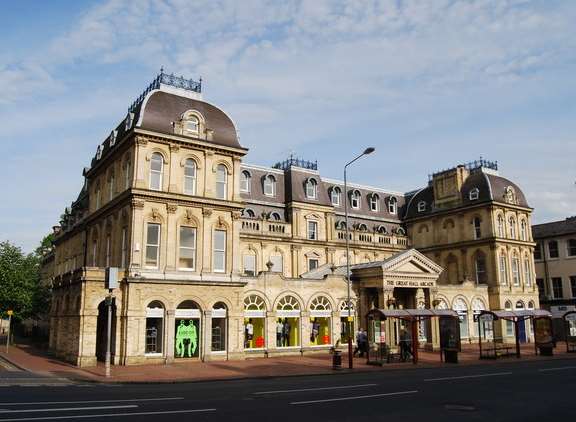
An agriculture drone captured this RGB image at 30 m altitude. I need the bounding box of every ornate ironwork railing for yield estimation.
[428,157,498,180]
[128,69,202,112]
[273,155,318,171]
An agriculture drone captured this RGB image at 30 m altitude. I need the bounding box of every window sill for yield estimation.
[144,353,163,357]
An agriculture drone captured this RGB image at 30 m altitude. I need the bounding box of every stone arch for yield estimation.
[212,159,232,175]
[274,292,304,311]
[243,290,271,311]
[179,153,203,170]
[176,297,207,311]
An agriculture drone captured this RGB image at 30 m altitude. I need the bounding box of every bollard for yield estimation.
[332,350,342,369]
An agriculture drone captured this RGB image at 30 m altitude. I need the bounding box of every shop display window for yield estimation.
[145,301,164,354]
[244,295,267,349]
[212,302,227,352]
[276,295,301,347]
[309,296,332,346]
[175,300,201,359]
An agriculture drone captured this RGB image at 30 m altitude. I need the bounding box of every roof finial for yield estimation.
[160,66,164,74]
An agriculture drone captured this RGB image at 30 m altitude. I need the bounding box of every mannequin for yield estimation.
[245,318,254,348]
[282,318,291,346]
[276,319,284,347]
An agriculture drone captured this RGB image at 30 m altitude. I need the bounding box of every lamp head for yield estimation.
[363,147,375,155]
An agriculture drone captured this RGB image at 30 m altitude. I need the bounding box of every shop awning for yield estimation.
[367,309,458,319]
[478,309,552,320]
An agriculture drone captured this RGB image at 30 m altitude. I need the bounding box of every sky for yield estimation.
[1,0,575,253]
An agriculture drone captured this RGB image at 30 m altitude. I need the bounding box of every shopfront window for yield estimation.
[175,301,201,359]
[309,296,332,346]
[472,298,491,339]
[453,298,469,339]
[505,301,514,337]
[145,301,164,355]
[211,302,227,352]
[244,295,267,349]
[276,296,301,347]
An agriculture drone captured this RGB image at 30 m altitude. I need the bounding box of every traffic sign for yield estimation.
[6,310,13,316]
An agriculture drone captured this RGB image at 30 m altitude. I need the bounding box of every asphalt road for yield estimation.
[0,358,575,422]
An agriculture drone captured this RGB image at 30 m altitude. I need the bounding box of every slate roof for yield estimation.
[532,217,576,239]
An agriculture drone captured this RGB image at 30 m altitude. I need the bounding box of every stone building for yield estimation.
[48,72,539,366]
[532,217,576,319]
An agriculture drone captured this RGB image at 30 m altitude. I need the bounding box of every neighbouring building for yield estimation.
[47,71,539,367]
[532,217,576,326]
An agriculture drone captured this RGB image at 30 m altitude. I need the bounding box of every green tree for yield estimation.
[35,233,54,258]
[0,241,41,320]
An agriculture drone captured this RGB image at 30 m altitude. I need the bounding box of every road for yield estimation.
[0,358,575,421]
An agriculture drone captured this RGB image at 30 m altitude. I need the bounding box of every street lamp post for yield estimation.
[344,147,375,369]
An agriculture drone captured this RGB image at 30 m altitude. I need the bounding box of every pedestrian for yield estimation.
[399,329,412,361]
[353,328,363,357]
[360,329,368,357]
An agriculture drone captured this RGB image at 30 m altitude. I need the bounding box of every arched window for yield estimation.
[369,194,379,212]
[243,209,256,219]
[523,254,532,286]
[175,300,201,358]
[336,221,347,231]
[473,217,482,239]
[469,188,479,201]
[499,251,508,285]
[124,159,131,190]
[330,187,341,207]
[150,152,163,191]
[277,295,300,311]
[509,216,516,239]
[388,197,397,214]
[417,201,426,212]
[184,115,199,135]
[108,173,115,201]
[504,299,514,335]
[453,298,469,339]
[215,164,227,199]
[511,253,520,286]
[350,190,361,209]
[497,215,505,238]
[263,175,276,196]
[396,227,406,236]
[270,212,281,221]
[240,170,251,193]
[358,223,368,232]
[305,178,318,199]
[527,300,535,309]
[244,295,266,349]
[276,295,301,347]
[184,159,197,195]
[515,300,525,310]
[145,301,165,354]
[309,296,332,346]
[519,219,527,241]
[474,251,487,284]
[377,225,387,234]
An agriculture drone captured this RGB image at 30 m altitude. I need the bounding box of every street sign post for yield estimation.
[6,310,13,353]
[105,292,114,378]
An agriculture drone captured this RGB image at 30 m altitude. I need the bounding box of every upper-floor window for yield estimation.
[150,152,164,191]
[330,187,341,207]
[568,239,576,257]
[351,190,361,209]
[145,223,161,268]
[519,219,527,241]
[511,254,520,286]
[497,215,505,238]
[474,253,487,284]
[109,174,115,201]
[534,243,542,260]
[184,116,199,135]
[388,197,397,214]
[243,209,256,218]
[263,175,276,196]
[308,258,319,271]
[124,160,131,190]
[473,217,481,239]
[216,164,227,199]
[552,277,563,298]
[179,226,197,270]
[306,178,318,199]
[509,217,516,239]
[240,171,251,193]
[469,188,479,201]
[369,194,379,212]
[548,240,559,258]
[499,252,508,285]
[213,229,227,272]
[270,212,281,221]
[307,220,318,240]
[523,255,532,287]
[184,159,197,195]
[243,253,256,276]
[417,201,426,213]
[95,183,101,209]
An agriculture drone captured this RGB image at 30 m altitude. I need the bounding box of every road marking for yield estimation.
[0,397,184,406]
[0,405,138,414]
[0,408,217,421]
[291,390,418,405]
[254,383,378,395]
[424,372,512,382]
[538,366,576,372]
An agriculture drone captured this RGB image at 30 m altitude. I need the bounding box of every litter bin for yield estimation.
[539,345,553,356]
[443,348,459,363]
[332,350,342,369]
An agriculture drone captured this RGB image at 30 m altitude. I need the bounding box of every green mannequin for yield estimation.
[176,320,198,357]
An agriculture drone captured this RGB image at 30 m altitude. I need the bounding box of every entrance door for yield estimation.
[95,299,116,362]
[518,320,527,343]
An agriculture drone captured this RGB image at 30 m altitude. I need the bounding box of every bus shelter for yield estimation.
[477,309,553,359]
[366,308,460,365]
[563,311,576,353]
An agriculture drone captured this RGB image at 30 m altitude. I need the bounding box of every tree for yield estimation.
[35,233,54,258]
[0,241,41,320]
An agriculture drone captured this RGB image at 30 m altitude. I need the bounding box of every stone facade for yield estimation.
[48,72,539,367]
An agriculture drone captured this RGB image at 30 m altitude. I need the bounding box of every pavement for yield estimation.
[1,340,575,385]
[0,357,575,421]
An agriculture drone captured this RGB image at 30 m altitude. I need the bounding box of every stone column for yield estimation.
[165,204,178,271]
[130,200,145,269]
[165,310,175,363]
[203,310,213,361]
[168,144,179,193]
[301,311,311,350]
[231,211,242,275]
[291,245,301,277]
[202,208,213,274]
[232,157,242,202]
[267,312,278,351]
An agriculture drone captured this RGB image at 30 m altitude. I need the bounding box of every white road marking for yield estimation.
[424,372,512,382]
[0,397,184,406]
[254,383,378,395]
[538,366,576,372]
[0,408,217,421]
[0,405,138,414]
[291,390,418,405]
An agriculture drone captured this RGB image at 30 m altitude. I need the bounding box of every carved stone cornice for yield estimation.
[131,199,145,209]
[169,144,180,152]
[135,136,148,146]
[166,204,178,214]
[232,211,242,220]
[202,208,213,217]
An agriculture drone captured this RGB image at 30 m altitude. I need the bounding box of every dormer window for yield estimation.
[96,145,103,160]
[263,175,276,196]
[184,116,199,134]
[417,201,426,212]
[369,194,379,212]
[305,178,318,199]
[109,130,118,147]
[243,209,256,219]
[240,170,251,193]
[330,187,341,207]
[388,197,397,214]
[469,188,479,201]
[125,112,134,130]
[350,190,361,209]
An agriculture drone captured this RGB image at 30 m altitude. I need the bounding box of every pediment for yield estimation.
[381,249,443,275]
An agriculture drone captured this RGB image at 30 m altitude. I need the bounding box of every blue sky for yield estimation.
[1,0,575,252]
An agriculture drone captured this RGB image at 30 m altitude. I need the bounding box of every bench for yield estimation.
[481,344,515,359]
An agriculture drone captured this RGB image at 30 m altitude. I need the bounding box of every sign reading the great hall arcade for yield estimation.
[386,280,435,288]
